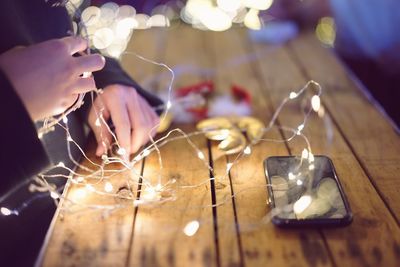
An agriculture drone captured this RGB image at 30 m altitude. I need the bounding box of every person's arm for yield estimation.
[0,70,49,196]
[0,37,104,195]
[80,55,163,158]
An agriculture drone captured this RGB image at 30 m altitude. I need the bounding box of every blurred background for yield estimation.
[70,0,399,128]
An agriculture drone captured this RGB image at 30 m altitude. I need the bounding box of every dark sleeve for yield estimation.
[78,56,164,120]
[0,70,50,196]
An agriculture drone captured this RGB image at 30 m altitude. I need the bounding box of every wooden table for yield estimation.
[37,25,400,267]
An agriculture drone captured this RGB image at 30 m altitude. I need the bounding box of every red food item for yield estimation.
[176,81,214,97]
[231,84,252,104]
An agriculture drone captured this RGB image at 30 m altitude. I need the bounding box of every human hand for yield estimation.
[88,84,160,158]
[0,37,105,121]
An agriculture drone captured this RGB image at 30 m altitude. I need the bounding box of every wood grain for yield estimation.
[248,31,400,267]
[287,33,400,223]
[39,29,165,267]
[127,25,217,267]
[210,29,333,267]
[39,26,400,267]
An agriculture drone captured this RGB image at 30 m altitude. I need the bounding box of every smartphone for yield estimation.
[264,155,352,227]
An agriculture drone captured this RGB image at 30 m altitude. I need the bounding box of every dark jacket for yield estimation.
[0,1,162,265]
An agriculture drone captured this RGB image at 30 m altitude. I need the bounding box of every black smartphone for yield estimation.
[264,155,352,227]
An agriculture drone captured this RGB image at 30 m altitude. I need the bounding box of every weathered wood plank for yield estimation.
[39,29,165,267]
[249,31,400,267]
[287,33,400,223]
[210,28,333,267]
[127,25,217,267]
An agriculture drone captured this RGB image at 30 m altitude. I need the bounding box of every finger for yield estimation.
[88,105,112,156]
[61,36,88,55]
[71,77,97,94]
[137,95,160,137]
[107,97,131,158]
[138,96,158,138]
[74,54,105,74]
[127,92,149,153]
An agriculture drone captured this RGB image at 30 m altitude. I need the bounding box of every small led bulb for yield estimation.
[67,135,73,142]
[86,184,95,192]
[62,116,68,124]
[226,163,233,172]
[50,191,59,199]
[117,147,126,156]
[297,124,304,135]
[289,92,297,99]
[301,149,309,159]
[104,182,113,193]
[311,95,321,112]
[142,149,150,157]
[308,153,315,163]
[197,151,205,160]
[243,146,251,155]
[166,100,172,109]
[57,162,65,168]
[288,172,296,180]
[296,179,303,186]
[1,207,12,216]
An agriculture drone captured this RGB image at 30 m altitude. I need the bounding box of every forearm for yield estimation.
[0,70,50,196]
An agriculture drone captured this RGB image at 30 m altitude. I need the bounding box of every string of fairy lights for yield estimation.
[0,0,327,236]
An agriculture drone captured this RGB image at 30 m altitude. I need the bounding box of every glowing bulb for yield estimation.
[82,72,91,78]
[199,7,232,31]
[67,135,73,142]
[62,116,68,123]
[155,183,163,191]
[57,162,65,168]
[311,95,321,112]
[296,179,303,186]
[293,195,312,214]
[288,172,296,180]
[301,149,309,159]
[243,146,252,155]
[183,220,200,236]
[117,147,126,156]
[1,207,12,216]
[50,191,59,199]
[38,132,43,139]
[309,164,315,170]
[297,124,304,135]
[95,118,101,127]
[142,186,157,201]
[93,28,114,50]
[76,176,84,183]
[72,188,86,199]
[289,92,297,99]
[142,149,150,157]
[104,182,113,193]
[166,100,172,109]
[308,153,315,163]
[197,151,205,160]
[217,0,241,13]
[86,184,95,192]
[244,8,261,30]
[226,162,233,172]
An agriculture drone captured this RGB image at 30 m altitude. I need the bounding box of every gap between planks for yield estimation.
[285,40,400,227]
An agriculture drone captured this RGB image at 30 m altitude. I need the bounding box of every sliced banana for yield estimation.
[197,116,265,154]
[157,112,173,133]
[218,130,246,154]
[235,116,265,143]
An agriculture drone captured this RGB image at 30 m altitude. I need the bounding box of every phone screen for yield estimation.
[264,156,352,226]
